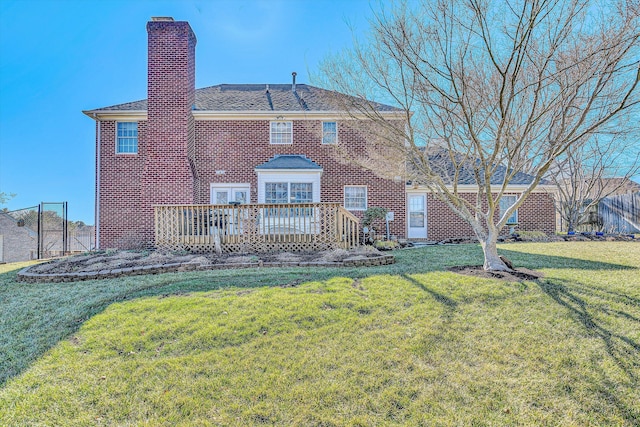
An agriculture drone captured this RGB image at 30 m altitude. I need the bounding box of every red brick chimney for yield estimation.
[141,17,197,243]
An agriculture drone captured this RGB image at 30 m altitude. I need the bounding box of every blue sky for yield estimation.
[0,0,375,224]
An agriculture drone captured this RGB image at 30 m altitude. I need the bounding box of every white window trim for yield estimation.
[264,182,314,204]
[500,195,519,225]
[115,121,138,155]
[322,121,338,144]
[344,185,368,211]
[256,171,322,203]
[269,121,293,145]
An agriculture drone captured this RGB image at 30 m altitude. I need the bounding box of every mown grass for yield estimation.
[1,242,639,425]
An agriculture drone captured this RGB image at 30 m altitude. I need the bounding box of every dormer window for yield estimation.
[322,121,337,144]
[270,121,292,144]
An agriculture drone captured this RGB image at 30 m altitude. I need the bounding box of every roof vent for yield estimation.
[292,71,297,92]
[151,17,174,21]
[265,84,270,93]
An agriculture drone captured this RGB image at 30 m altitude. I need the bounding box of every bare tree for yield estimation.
[0,192,15,205]
[550,135,640,233]
[316,0,640,270]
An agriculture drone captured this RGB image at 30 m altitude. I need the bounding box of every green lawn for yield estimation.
[1,242,639,426]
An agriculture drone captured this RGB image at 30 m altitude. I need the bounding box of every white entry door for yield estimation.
[210,184,250,205]
[408,195,427,238]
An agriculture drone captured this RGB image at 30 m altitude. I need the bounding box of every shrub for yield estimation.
[362,207,388,231]
[373,240,399,250]
[516,230,549,242]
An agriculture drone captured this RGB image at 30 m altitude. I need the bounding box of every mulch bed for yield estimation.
[24,247,386,275]
[448,266,544,282]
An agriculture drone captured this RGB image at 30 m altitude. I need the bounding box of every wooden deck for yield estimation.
[154,202,360,253]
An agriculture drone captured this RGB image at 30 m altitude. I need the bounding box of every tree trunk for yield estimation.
[567,213,577,233]
[480,233,510,271]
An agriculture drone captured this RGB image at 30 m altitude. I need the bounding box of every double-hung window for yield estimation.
[344,186,367,210]
[322,121,337,144]
[116,122,138,154]
[270,121,292,144]
[499,195,519,224]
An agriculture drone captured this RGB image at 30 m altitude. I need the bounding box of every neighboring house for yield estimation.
[84,17,556,250]
[589,177,640,196]
[0,212,37,263]
[557,177,640,232]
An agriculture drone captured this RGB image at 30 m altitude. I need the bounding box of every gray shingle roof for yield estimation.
[255,155,323,170]
[92,84,401,112]
[411,149,548,186]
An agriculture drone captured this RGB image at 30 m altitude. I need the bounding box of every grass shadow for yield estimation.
[535,277,640,423]
[499,248,636,271]
[401,273,458,310]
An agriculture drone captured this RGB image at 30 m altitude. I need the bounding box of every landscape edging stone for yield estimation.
[16,254,395,283]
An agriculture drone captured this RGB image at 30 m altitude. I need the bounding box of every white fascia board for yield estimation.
[82,109,405,121]
[253,168,323,174]
[407,184,557,193]
[82,110,148,121]
[192,110,406,121]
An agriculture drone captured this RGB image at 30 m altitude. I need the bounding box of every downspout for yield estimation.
[93,113,101,250]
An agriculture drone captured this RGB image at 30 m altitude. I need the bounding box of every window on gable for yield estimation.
[344,186,367,211]
[499,195,519,224]
[116,122,138,154]
[322,121,337,144]
[270,121,292,144]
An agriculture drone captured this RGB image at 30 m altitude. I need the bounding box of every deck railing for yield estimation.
[154,202,360,253]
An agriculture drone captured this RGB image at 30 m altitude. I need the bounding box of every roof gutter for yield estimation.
[82,110,148,121]
[192,110,407,120]
[81,109,407,121]
[406,183,558,193]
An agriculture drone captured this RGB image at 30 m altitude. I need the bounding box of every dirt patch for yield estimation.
[28,246,385,275]
[448,265,544,282]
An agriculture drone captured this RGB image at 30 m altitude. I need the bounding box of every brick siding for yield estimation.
[98,118,407,248]
[425,192,556,241]
[194,119,406,237]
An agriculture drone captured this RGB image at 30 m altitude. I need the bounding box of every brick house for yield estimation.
[0,212,37,263]
[84,17,555,250]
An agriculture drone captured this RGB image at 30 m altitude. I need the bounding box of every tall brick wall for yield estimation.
[194,119,407,237]
[425,191,556,241]
[97,117,407,248]
[97,120,147,248]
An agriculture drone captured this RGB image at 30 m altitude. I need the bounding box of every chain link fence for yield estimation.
[1,202,95,262]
